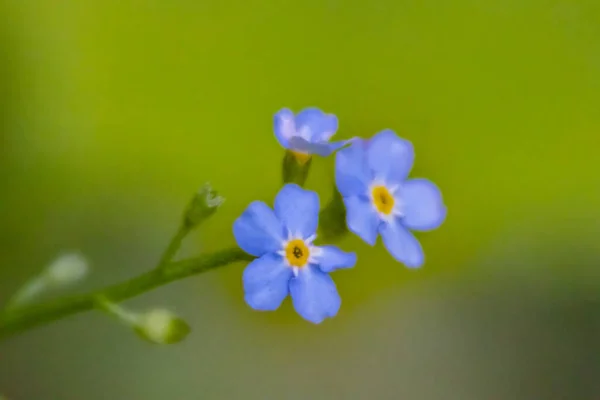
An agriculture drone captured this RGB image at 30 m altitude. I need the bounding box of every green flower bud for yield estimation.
[6,252,89,310]
[134,309,191,345]
[45,253,89,286]
[183,182,225,229]
[95,296,191,345]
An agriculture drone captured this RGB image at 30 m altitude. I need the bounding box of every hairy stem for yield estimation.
[0,247,253,341]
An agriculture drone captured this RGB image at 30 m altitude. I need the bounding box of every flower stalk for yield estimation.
[0,106,446,341]
[157,183,225,267]
[0,247,253,341]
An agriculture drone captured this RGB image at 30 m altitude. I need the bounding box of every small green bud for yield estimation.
[6,252,89,309]
[45,252,89,286]
[183,182,225,229]
[95,297,190,345]
[134,309,191,345]
[282,150,312,186]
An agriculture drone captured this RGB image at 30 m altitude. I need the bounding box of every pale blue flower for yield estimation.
[233,184,357,324]
[273,107,347,158]
[335,130,446,268]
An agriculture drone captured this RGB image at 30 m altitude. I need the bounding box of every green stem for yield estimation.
[0,247,253,341]
[282,151,312,187]
[318,183,348,242]
[4,275,47,311]
[157,225,190,267]
[94,295,140,325]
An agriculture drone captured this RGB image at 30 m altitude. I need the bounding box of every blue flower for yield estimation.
[273,107,348,159]
[335,130,446,268]
[233,184,357,324]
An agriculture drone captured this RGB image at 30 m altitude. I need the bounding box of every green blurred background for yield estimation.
[1,0,599,399]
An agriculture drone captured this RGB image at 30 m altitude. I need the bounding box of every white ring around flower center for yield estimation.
[368,180,404,221]
[277,232,320,276]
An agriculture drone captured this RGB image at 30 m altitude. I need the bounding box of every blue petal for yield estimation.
[243,252,292,311]
[324,140,348,153]
[289,265,341,324]
[294,107,338,142]
[379,219,424,268]
[314,245,357,273]
[335,139,372,197]
[366,129,414,184]
[288,136,347,157]
[233,201,285,257]
[401,178,447,231]
[312,114,338,142]
[274,184,319,238]
[344,196,380,245]
[273,108,296,149]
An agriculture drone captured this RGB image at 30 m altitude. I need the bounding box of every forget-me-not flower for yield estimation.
[233,184,357,324]
[335,130,446,268]
[274,107,347,163]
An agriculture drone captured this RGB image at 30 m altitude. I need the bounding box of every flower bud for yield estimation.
[45,253,89,286]
[95,297,191,345]
[134,308,191,345]
[183,182,225,229]
[6,252,89,309]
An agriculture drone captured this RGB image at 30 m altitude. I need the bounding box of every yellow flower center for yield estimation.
[285,239,310,267]
[372,185,395,215]
[291,151,312,165]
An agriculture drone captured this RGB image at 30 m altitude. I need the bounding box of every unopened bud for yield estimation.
[134,308,191,345]
[45,253,89,286]
[95,297,191,345]
[6,252,89,310]
[183,182,225,229]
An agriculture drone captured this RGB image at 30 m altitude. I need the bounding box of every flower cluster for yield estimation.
[233,107,446,324]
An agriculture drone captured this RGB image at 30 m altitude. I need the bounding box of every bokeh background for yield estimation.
[1,0,599,399]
